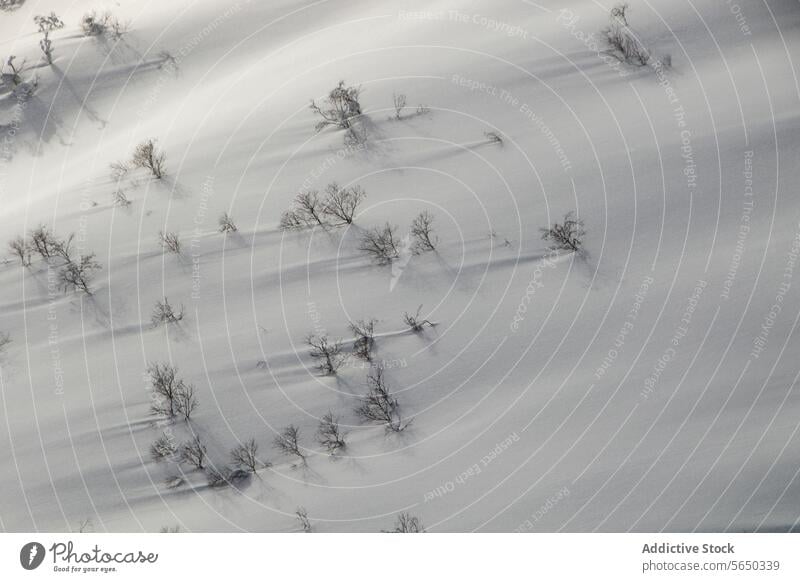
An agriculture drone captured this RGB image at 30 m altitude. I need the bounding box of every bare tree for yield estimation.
[159,231,181,254]
[296,507,312,532]
[540,211,585,252]
[280,191,329,230]
[273,424,306,464]
[384,512,424,533]
[179,435,206,470]
[230,438,266,474]
[8,236,32,266]
[321,182,365,225]
[355,368,408,432]
[151,297,184,327]
[52,233,74,263]
[59,254,101,295]
[29,224,58,259]
[218,212,237,233]
[358,223,400,264]
[403,305,434,332]
[175,383,198,421]
[132,139,166,179]
[33,13,64,64]
[150,432,177,462]
[306,334,344,375]
[410,211,438,253]
[602,3,651,66]
[392,93,407,120]
[349,318,376,361]
[310,81,362,131]
[316,411,346,453]
[148,362,186,418]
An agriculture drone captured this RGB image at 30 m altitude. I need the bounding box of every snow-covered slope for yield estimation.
[1,0,799,532]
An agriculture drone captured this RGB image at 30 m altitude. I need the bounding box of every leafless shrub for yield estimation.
[179,435,206,470]
[0,1,25,13]
[34,13,64,64]
[52,233,74,263]
[273,424,306,464]
[112,189,131,207]
[109,160,129,181]
[159,524,181,532]
[403,305,434,332]
[0,332,11,354]
[358,223,400,264]
[296,507,312,532]
[392,92,406,120]
[2,56,26,87]
[218,212,237,233]
[410,211,438,253]
[8,236,32,266]
[316,411,346,453]
[280,191,326,230]
[279,209,305,230]
[321,182,365,225]
[205,466,249,488]
[108,18,129,39]
[602,3,651,66]
[349,318,376,361]
[310,80,362,132]
[540,211,585,252]
[148,362,190,418]
[150,432,177,462]
[76,518,93,533]
[159,231,181,254]
[80,11,127,38]
[29,225,58,259]
[484,131,503,145]
[416,104,430,115]
[132,139,166,179]
[355,368,408,432]
[383,512,424,533]
[230,438,266,474]
[175,383,198,421]
[80,10,110,36]
[205,467,228,487]
[306,334,344,375]
[151,297,184,327]
[59,254,101,295]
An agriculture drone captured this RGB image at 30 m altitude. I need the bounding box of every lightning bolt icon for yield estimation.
[28,545,38,566]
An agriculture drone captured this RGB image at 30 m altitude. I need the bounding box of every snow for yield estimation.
[1,0,799,532]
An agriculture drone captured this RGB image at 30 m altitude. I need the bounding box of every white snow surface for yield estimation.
[1,0,799,532]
